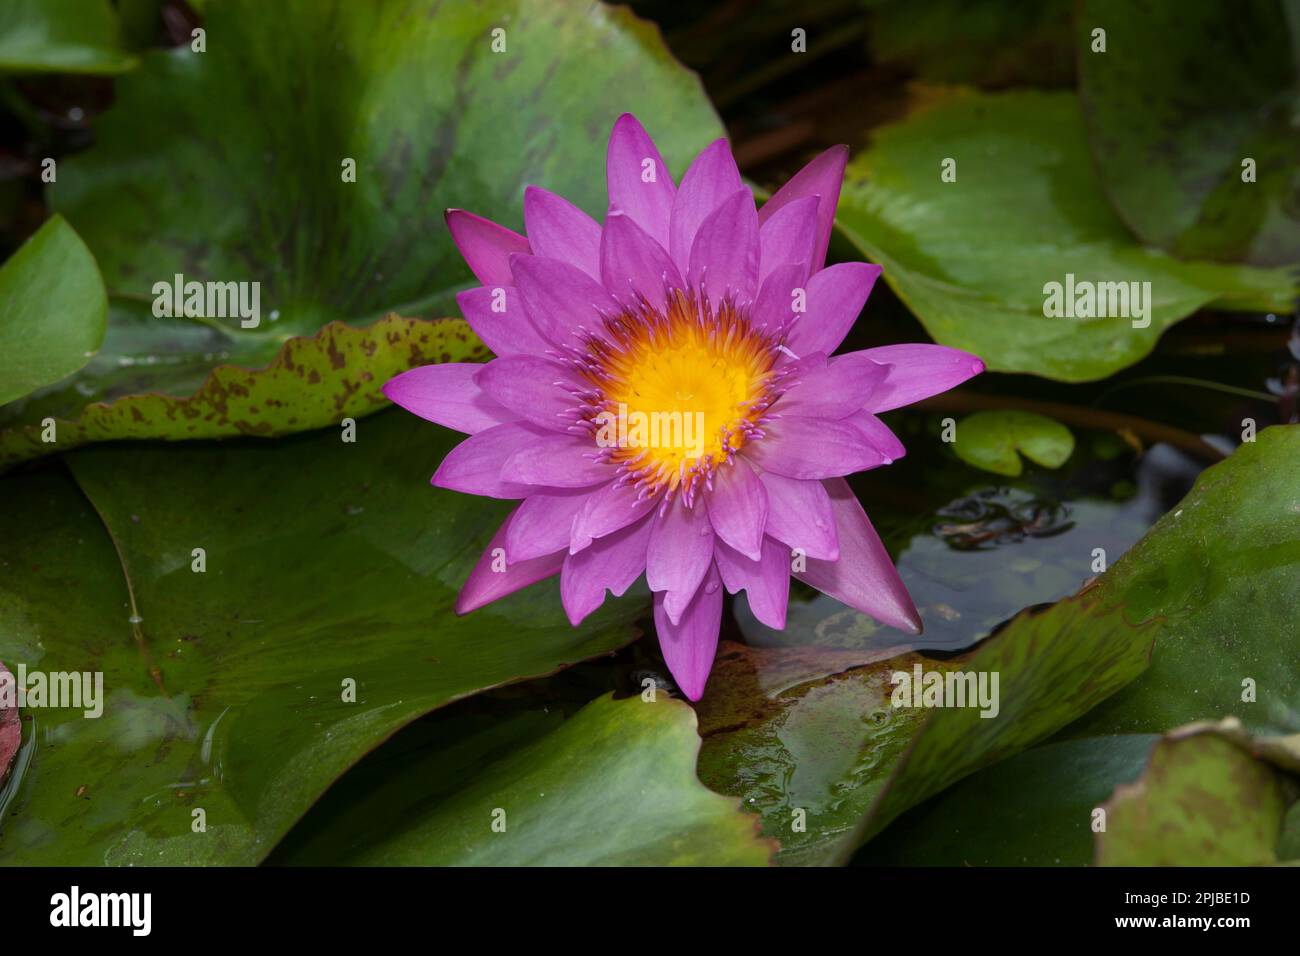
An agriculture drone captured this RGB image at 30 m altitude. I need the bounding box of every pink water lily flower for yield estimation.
[385,115,983,700]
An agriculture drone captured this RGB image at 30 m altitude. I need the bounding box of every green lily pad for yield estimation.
[863,427,1300,865]
[275,694,774,866]
[0,410,645,865]
[7,0,721,453]
[952,410,1075,477]
[0,215,107,406]
[1062,425,1300,738]
[1098,719,1297,866]
[833,89,1298,382]
[1078,0,1300,267]
[0,0,137,74]
[0,309,484,467]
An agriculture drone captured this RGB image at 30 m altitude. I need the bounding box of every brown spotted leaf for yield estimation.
[0,312,483,466]
[1097,718,1297,866]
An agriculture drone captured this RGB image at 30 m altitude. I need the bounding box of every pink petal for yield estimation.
[569,480,659,552]
[455,509,564,614]
[850,344,985,412]
[795,477,921,634]
[705,457,767,560]
[846,410,907,462]
[600,211,683,312]
[606,113,676,250]
[785,261,882,358]
[646,499,714,625]
[432,421,547,498]
[743,415,894,480]
[560,513,653,625]
[523,185,602,280]
[511,254,616,346]
[758,145,847,272]
[0,662,18,789]
[714,537,790,629]
[669,138,742,271]
[474,355,576,433]
[756,470,839,560]
[653,566,724,701]
[456,286,552,357]
[688,188,760,308]
[501,433,610,489]
[446,209,530,287]
[750,262,808,334]
[758,194,817,285]
[778,352,890,419]
[505,488,594,562]
[383,364,515,435]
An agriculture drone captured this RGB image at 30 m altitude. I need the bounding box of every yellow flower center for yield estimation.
[583,292,778,501]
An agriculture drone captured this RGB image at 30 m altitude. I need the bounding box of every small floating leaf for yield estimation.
[953,410,1075,477]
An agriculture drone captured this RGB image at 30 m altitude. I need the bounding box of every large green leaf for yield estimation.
[2,0,722,458]
[862,427,1300,865]
[1078,0,1300,267]
[275,694,774,866]
[1063,425,1300,738]
[0,0,137,74]
[0,411,644,865]
[0,216,107,406]
[833,89,1298,381]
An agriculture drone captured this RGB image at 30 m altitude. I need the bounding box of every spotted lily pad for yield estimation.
[1098,719,1298,866]
[0,311,484,467]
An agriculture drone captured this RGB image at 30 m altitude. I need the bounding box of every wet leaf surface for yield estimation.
[0,411,645,864]
[834,89,1298,381]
